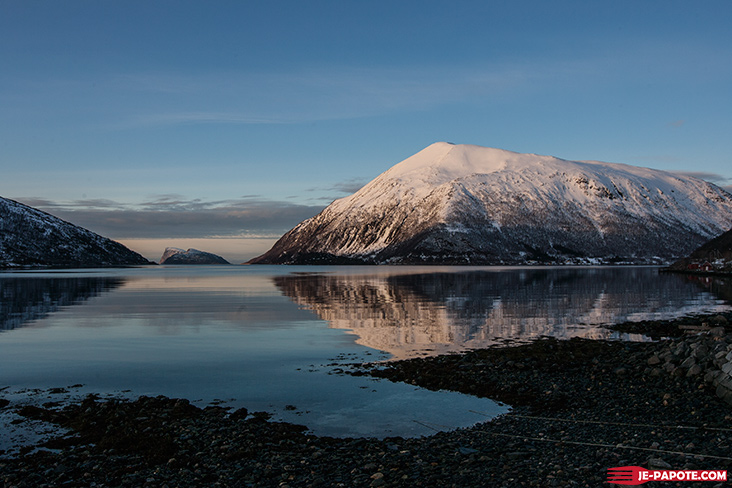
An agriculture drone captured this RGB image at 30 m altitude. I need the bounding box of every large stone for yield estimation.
[648,458,672,469]
[711,315,729,325]
[680,356,696,369]
[716,385,732,406]
[686,364,703,377]
[710,326,726,337]
[722,362,732,375]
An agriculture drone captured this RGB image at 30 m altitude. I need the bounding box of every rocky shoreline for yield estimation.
[2,313,732,487]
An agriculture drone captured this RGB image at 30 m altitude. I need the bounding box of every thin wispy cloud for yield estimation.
[3,59,599,129]
[306,177,370,196]
[16,197,130,211]
[117,67,523,127]
[670,172,732,194]
[7,39,730,131]
[124,47,730,127]
[16,195,325,239]
[671,171,730,185]
[137,112,291,126]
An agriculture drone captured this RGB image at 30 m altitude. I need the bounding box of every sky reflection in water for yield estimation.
[0,265,729,438]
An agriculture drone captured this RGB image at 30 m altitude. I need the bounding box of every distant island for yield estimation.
[0,195,151,268]
[159,247,230,265]
[250,142,732,265]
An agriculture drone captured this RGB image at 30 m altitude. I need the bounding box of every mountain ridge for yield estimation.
[250,143,732,265]
[0,196,152,268]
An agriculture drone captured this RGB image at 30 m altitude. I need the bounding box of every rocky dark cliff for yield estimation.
[0,196,152,268]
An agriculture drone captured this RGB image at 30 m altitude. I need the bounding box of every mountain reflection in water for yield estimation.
[0,277,125,331]
[275,267,730,359]
[682,274,732,304]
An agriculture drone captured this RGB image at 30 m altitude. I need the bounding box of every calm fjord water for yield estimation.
[1,265,730,438]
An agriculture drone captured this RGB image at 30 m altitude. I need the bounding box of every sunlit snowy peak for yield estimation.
[251,142,732,265]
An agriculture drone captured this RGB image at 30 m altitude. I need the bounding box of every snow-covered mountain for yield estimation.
[159,247,230,265]
[0,196,151,268]
[250,142,732,265]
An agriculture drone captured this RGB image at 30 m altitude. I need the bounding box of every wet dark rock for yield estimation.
[712,315,729,325]
[228,407,248,421]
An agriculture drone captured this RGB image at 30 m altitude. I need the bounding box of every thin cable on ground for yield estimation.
[469,410,732,433]
[413,420,453,432]
[483,432,732,462]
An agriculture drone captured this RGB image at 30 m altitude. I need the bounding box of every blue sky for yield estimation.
[2,0,732,261]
